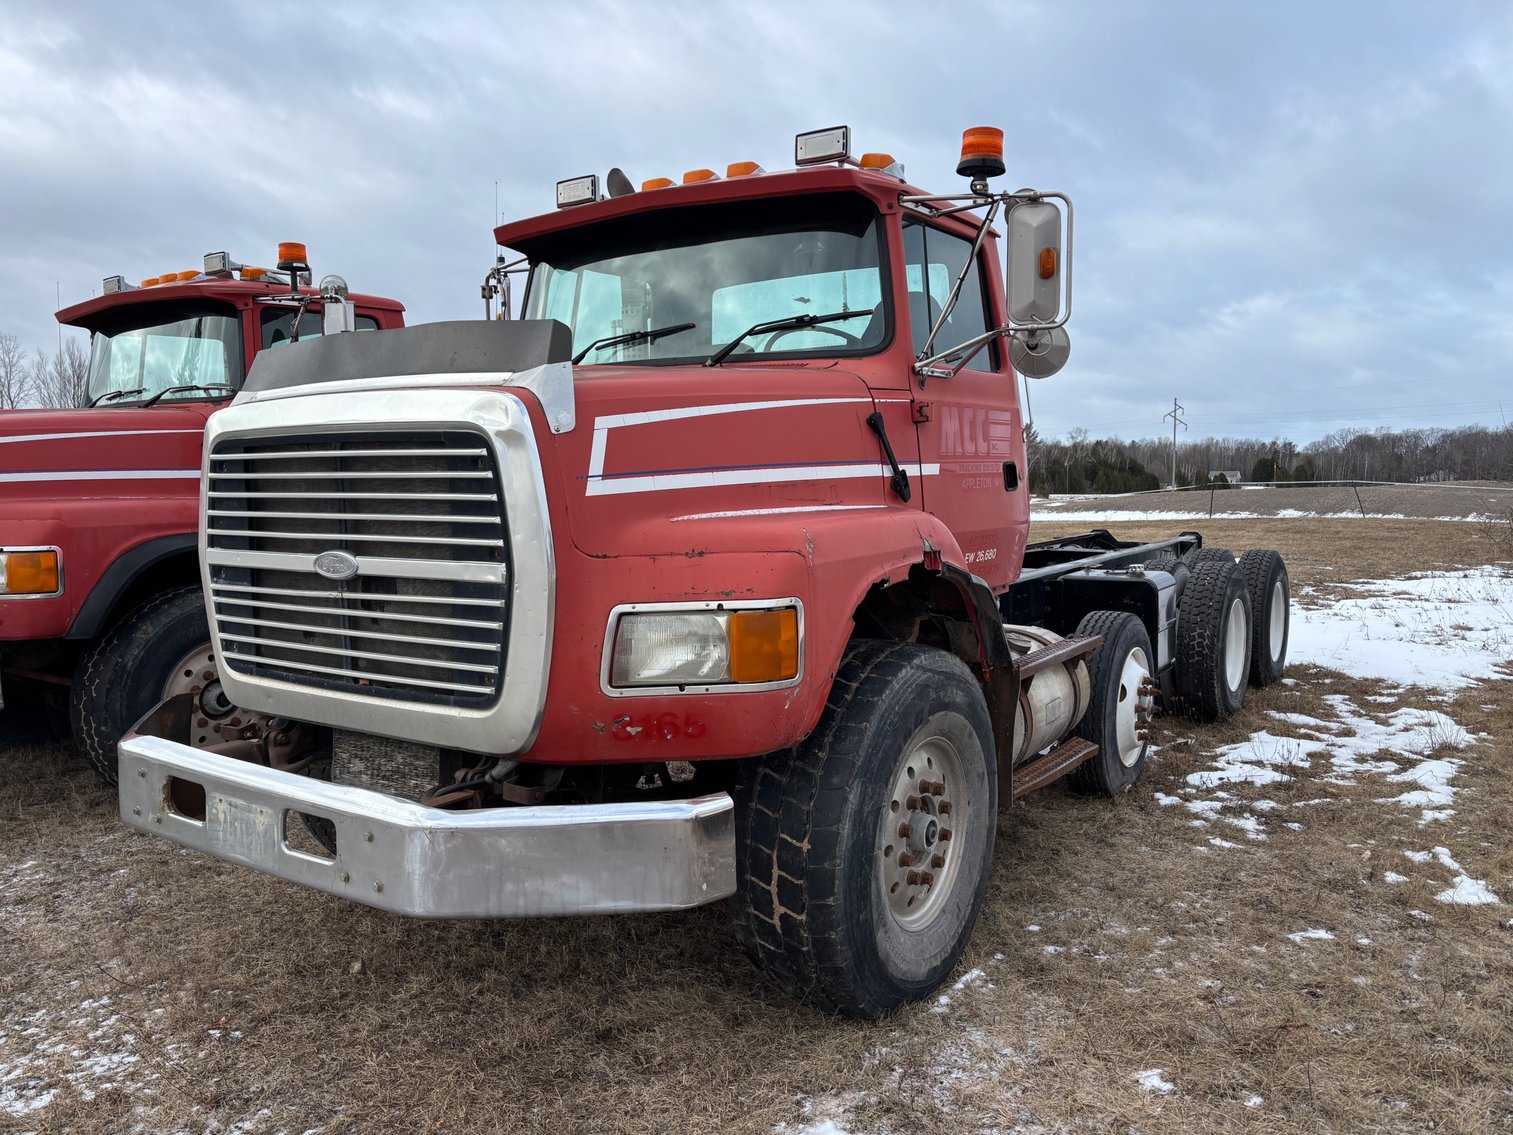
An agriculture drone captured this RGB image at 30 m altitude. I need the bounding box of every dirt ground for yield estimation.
[2,510,1510,1134]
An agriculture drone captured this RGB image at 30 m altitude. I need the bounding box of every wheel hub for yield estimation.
[880,738,966,930]
[162,644,272,751]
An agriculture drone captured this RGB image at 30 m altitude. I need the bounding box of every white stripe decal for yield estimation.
[593,397,870,431]
[586,397,892,498]
[671,504,888,522]
[0,469,199,484]
[590,462,940,498]
[0,429,202,446]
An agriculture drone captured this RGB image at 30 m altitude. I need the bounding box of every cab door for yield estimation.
[904,219,1027,592]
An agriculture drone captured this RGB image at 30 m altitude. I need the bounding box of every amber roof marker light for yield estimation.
[957,126,1006,191]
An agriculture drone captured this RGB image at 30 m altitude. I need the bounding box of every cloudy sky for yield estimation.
[2,1,1510,442]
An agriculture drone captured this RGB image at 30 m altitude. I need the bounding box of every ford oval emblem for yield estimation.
[313,550,359,580]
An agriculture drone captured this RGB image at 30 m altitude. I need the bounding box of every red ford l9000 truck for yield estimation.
[0,246,404,778]
[116,128,1290,1017]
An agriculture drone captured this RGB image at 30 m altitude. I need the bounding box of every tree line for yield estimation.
[0,333,89,410]
[1027,423,1513,495]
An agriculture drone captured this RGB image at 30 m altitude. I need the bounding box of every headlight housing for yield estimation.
[0,548,62,597]
[605,601,802,694]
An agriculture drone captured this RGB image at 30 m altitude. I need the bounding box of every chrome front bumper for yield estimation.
[117,700,736,919]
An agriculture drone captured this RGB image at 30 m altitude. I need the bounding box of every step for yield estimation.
[1012,737,1100,799]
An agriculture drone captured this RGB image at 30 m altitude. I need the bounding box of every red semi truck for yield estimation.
[118,128,1290,1017]
[0,247,404,778]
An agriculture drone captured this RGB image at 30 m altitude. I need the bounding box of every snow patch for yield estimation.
[1287,928,1336,943]
[1135,1068,1176,1094]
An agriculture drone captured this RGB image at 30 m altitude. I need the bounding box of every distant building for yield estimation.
[1207,470,1243,484]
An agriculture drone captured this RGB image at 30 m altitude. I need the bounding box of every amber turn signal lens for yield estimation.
[729,608,799,683]
[1038,247,1057,280]
[2,550,60,595]
[277,241,308,264]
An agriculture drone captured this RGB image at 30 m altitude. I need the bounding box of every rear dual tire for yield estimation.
[1175,556,1252,722]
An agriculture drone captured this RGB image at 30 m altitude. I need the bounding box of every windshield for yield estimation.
[522,194,889,364]
[85,311,242,406]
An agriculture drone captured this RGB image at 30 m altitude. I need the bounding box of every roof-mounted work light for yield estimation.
[203,251,242,279]
[795,125,851,166]
[102,275,131,295]
[556,175,599,208]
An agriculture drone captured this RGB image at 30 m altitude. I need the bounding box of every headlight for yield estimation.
[607,603,801,692]
[0,549,62,597]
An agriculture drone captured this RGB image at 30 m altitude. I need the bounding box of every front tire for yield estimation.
[71,587,212,786]
[730,640,997,1018]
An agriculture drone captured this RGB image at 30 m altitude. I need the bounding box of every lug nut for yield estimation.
[898,852,915,868]
[939,801,953,816]
[906,795,921,810]
[931,781,945,796]
[907,871,922,885]
[931,853,945,869]
[920,872,934,886]
[939,828,953,843]
[898,823,914,839]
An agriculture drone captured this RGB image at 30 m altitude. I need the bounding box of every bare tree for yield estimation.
[31,338,89,408]
[0,333,30,409]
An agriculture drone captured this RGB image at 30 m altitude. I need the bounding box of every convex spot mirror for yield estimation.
[1006,200,1063,324]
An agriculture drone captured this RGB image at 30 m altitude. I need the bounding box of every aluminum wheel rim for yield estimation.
[1224,597,1249,690]
[1115,645,1154,767]
[878,726,967,931]
[1268,578,1286,660]
[162,643,255,750]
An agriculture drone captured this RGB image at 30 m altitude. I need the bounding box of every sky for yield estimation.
[1,0,1510,443]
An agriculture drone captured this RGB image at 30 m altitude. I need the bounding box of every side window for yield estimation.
[261,310,378,348]
[902,221,995,367]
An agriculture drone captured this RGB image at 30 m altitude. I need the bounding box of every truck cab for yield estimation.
[0,246,404,781]
[116,130,1288,1018]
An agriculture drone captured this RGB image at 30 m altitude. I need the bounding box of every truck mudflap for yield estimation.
[117,696,736,918]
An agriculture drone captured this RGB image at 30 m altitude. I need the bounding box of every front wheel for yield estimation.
[71,587,230,785]
[730,641,997,1018]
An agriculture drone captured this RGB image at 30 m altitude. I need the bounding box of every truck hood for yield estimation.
[0,405,210,502]
[547,363,916,558]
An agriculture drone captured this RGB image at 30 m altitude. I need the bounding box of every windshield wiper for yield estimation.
[572,322,696,366]
[705,309,870,368]
[138,383,236,408]
[87,387,146,407]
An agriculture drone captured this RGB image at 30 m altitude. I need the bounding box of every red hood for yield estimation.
[0,404,211,503]
[543,362,915,557]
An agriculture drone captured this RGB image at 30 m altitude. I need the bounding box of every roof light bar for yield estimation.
[795,125,851,166]
[556,175,599,208]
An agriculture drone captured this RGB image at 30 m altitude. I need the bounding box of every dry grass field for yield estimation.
[3,501,1511,1133]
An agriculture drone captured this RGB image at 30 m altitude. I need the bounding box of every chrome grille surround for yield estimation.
[201,387,553,755]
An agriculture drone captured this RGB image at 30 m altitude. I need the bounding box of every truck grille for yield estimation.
[205,430,508,709]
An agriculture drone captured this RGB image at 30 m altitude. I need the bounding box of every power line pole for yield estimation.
[1162,398,1187,488]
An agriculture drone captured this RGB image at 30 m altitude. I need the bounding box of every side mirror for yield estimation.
[1005,199,1063,324]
